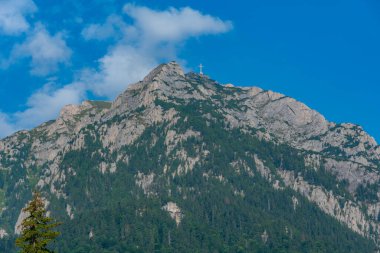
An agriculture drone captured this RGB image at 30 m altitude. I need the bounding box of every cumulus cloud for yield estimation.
[0,0,36,35]
[81,14,128,41]
[123,4,233,43]
[0,82,85,139]
[81,4,233,98]
[10,24,72,75]
[82,45,157,98]
[0,112,16,138]
[13,82,85,128]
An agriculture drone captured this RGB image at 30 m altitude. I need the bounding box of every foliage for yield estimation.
[15,191,61,253]
[356,182,380,203]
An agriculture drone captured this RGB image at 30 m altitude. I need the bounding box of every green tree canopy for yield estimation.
[15,191,61,253]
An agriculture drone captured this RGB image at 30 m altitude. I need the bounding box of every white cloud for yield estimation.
[0,82,85,139]
[81,14,128,41]
[81,4,233,98]
[0,0,36,35]
[10,24,72,75]
[0,112,16,138]
[123,4,233,43]
[82,45,157,98]
[13,82,84,128]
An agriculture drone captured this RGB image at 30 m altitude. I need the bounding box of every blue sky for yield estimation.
[0,0,379,142]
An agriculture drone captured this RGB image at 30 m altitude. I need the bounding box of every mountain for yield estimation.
[1,62,379,252]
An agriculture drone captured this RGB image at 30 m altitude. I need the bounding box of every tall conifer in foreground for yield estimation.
[15,191,61,253]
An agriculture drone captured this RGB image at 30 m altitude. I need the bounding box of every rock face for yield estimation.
[0,228,8,239]
[0,62,379,252]
[162,202,183,226]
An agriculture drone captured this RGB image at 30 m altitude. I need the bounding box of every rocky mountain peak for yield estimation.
[112,62,197,114]
[58,101,92,120]
[142,61,185,83]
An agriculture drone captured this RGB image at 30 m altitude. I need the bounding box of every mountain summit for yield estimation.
[1,62,379,252]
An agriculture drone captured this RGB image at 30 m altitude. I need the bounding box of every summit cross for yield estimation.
[199,64,204,75]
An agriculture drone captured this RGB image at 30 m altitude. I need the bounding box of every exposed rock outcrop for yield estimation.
[162,202,183,226]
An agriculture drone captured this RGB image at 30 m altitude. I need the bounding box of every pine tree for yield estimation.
[15,191,61,253]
